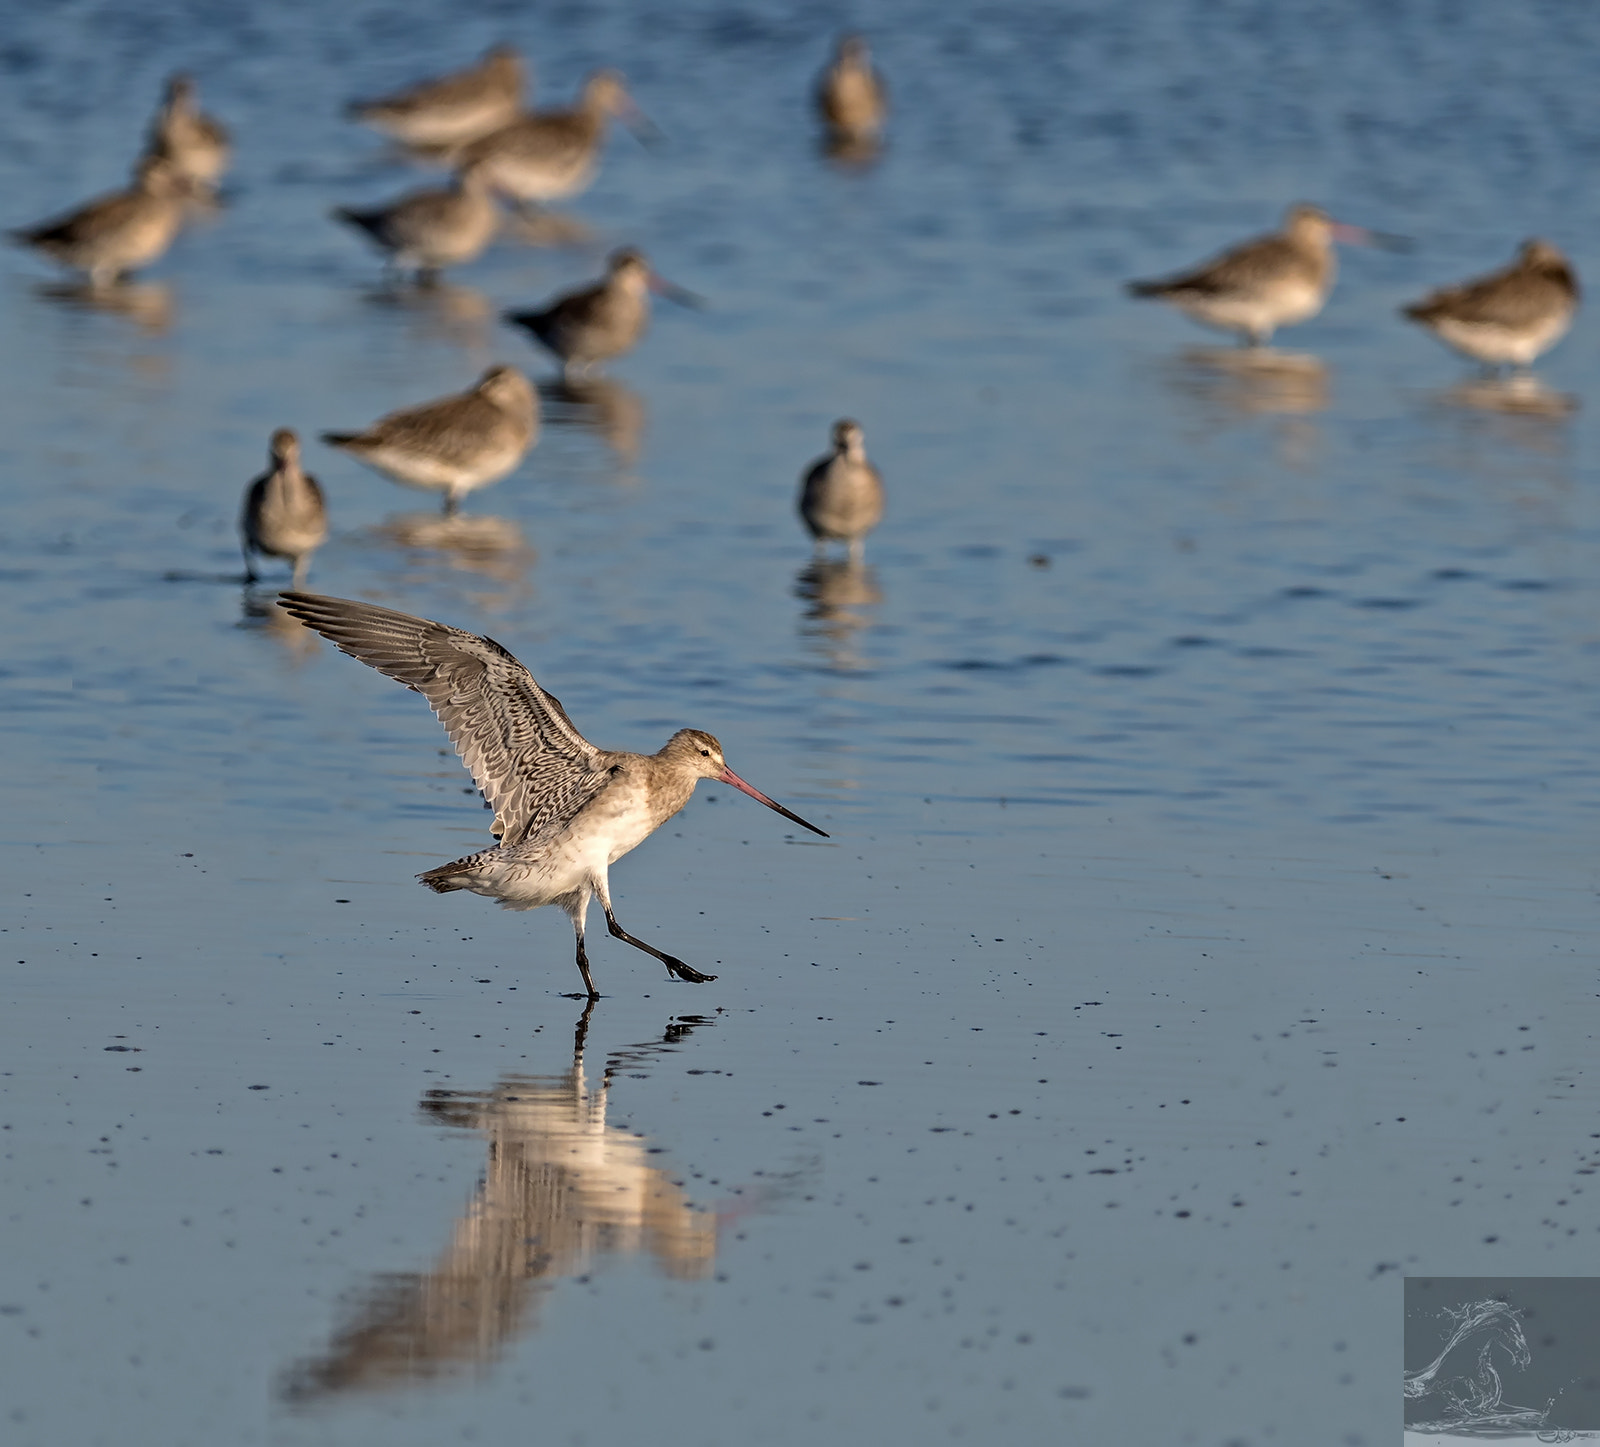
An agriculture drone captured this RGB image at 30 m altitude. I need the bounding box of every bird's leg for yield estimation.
[847,537,865,564]
[590,874,715,984]
[559,891,600,999]
[290,554,308,590]
[572,924,600,998]
[604,906,718,983]
[441,489,460,518]
[241,542,258,585]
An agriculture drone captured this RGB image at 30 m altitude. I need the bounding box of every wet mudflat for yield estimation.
[1,2,1599,1444]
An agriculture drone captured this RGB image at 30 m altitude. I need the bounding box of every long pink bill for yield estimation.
[718,766,829,837]
[1330,220,1412,252]
[648,270,707,310]
[619,97,664,148]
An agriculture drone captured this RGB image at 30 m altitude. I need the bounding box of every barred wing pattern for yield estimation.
[279,593,611,845]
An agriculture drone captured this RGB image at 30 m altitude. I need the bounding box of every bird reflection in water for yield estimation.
[369,511,535,611]
[796,558,882,672]
[280,1006,746,1402]
[1433,369,1580,454]
[821,131,882,168]
[1163,347,1326,471]
[361,279,496,353]
[1170,347,1328,416]
[35,279,174,334]
[540,375,646,464]
[239,585,322,660]
[500,207,596,248]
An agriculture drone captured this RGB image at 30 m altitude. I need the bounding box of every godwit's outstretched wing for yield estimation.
[279,593,611,845]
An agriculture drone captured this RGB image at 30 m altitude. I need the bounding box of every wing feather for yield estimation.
[1407,266,1575,329]
[279,592,610,844]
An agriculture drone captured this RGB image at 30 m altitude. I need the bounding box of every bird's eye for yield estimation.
[699,748,710,757]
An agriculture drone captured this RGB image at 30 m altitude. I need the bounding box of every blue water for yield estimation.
[2,1,1599,1443]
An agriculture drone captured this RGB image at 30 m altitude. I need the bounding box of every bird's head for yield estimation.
[831,418,866,459]
[1520,238,1569,270]
[664,728,727,778]
[476,364,537,419]
[269,428,301,466]
[661,730,829,836]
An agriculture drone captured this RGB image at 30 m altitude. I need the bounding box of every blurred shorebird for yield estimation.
[799,419,883,560]
[11,156,188,287]
[322,364,538,515]
[457,70,654,209]
[144,74,230,193]
[505,248,700,379]
[241,428,327,588]
[816,35,886,145]
[277,593,828,996]
[1127,203,1402,347]
[333,159,500,281]
[348,44,526,149]
[1402,240,1579,370]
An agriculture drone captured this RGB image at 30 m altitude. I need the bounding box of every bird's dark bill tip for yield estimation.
[775,803,830,838]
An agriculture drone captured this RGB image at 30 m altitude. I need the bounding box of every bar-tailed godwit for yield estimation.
[322,365,537,515]
[1127,203,1400,347]
[1402,240,1579,369]
[277,593,828,996]
[241,429,327,588]
[799,419,883,560]
[144,75,230,193]
[348,45,526,149]
[817,35,886,144]
[504,248,700,379]
[333,159,500,281]
[456,71,654,208]
[11,156,188,287]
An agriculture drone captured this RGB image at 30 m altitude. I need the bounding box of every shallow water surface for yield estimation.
[2,2,1599,1444]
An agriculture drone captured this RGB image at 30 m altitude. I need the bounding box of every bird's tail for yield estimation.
[332,207,383,238]
[320,432,360,448]
[417,852,491,892]
[503,309,553,341]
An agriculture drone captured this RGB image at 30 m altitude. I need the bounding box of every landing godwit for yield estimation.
[144,74,230,193]
[241,429,328,588]
[457,71,654,209]
[1127,203,1399,346]
[333,159,500,280]
[347,45,526,149]
[504,248,700,379]
[799,419,883,560]
[322,365,537,515]
[11,156,188,287]
[277,593,828,996]
[1402,240,1579,369]
[816,35,886,144]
